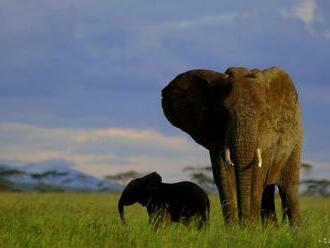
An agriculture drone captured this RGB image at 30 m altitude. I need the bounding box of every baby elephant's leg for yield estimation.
[149,209,171,229]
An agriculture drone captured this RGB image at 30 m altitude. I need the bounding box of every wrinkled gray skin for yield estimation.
[161,67,302,225]
[118,172,210,229]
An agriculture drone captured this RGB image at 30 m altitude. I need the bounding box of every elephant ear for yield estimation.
[139,172,162,193]
[162,69,232,150]
[189,69,232,103]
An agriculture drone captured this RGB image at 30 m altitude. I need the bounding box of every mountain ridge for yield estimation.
[0,161,124,192]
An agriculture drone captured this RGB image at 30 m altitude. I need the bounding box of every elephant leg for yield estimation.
[277,186,300,226]
[279,146,301,226]
[278,186,288,223]
[260,184,277,225]
[150,209,171,229]
[198,209,208,229]
[210,150,238,224]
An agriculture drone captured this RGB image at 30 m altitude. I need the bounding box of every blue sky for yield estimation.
[0,0,329,181]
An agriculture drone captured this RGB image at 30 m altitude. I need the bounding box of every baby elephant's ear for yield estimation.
[140,172,162,193]
[143,172,162,184]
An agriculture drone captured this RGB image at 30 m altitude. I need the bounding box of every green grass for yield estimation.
[0,193,329,247]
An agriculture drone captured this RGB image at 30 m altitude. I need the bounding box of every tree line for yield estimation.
[105,163,330,197]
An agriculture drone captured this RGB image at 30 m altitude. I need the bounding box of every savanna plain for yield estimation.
[0,193,329,248]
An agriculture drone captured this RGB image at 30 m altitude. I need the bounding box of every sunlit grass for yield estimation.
[0,193,329,247]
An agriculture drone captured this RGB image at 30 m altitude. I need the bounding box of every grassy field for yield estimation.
[0,193,329,247]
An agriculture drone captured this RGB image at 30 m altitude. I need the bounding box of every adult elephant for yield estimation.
[161,67,302,225]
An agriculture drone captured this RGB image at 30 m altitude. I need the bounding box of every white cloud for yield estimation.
[293,0,317,24]
[280,0,330,40]
[161,13,241,30]
[0,122,207,181]
[281,0,318,32]
[72,128,188,149]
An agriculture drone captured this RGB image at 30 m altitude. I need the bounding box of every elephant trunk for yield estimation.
[117,182,138,223]
[237,166,253,222]
[231,122,258,223]
[118,194,126,223]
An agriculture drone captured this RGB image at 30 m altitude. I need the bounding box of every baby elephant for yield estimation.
[118,172,210,229]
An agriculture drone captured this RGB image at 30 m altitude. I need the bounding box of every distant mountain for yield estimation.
[0,161,124,192]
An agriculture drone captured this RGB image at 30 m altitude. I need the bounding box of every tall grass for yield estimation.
[0,193,329,247]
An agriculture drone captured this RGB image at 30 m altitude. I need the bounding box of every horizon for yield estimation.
[0,0,329,182]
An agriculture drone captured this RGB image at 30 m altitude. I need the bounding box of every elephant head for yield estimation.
[162,68,272,222]
[118,172,162,222]
[162,68,268,152]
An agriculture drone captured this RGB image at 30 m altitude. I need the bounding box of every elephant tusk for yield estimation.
[225,147,234,167]
[256,148,262,168]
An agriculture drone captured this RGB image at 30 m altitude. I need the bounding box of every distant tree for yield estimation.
[0,178,9,191]
[31,170,69,186]
[300,179,330,197]
[183,166,216,193]
[183,162,327,196]
[104,170,146,185]
[0,166,25,192]
[0,167,25,177]
[299,162,330,197]
[301,163,313,177]
[31,171,68,179]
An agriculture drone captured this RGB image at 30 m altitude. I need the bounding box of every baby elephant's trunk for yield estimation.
[118,195,126,223]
